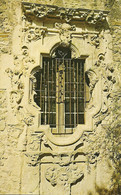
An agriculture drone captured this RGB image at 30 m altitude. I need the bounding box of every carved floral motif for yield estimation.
[45,165,83,194]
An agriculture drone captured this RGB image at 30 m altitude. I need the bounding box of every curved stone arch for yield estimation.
[49,42,80,59]
[30,65,40,74]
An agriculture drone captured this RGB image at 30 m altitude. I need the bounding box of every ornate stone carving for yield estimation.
[5,68,24,90]
[87,33,104,48]
[22,111,34,126]
[25,152,42,166]
[22,45,35,72]
[90,34,100,47]
[45,165,83,195]
[86,11,107,24]
[85,69,99,99]
[95,53,105,67]
[10,90,23,111]
[9,90,34,126]
[93,54,116,126]
[55,23,76,47]
[23,26,47,42]
[22,2,109,24]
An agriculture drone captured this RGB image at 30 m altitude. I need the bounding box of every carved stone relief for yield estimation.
[5,63,35,127]
[45,165,83,195]
[5,68,24,90]
[55,23,76,47]
[85,69,99,100]
[22,46,35,73]
[93,53,116,126]
[23,26,47,43]
[22,2,109,24]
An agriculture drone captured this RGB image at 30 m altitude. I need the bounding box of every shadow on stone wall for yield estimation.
[88,182,121,195]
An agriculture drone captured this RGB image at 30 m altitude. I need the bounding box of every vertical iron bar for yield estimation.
[48,59,50,124]
[77,60,79,125]
[73,60,76,128]
[63,58,65,134]
[51,59,54,127]
[45,87,47,124]
[69,59,71,128]
[83,61,85,122]
[40,71,42,111]
[56,58,58,133]
[43,59,46,124]
[45,60,47,125]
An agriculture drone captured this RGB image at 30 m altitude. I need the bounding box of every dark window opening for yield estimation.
[33,47,85,134]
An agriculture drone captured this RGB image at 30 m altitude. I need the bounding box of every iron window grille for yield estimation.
[33,47,86,134]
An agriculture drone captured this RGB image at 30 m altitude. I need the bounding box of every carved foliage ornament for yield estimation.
[22,2,109,24]
[93,53,116,126]
[23,26,47,42]
[45,165,83,194]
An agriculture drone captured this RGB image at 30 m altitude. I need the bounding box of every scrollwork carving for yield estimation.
[23,26,47,42]
[94,53,105,68]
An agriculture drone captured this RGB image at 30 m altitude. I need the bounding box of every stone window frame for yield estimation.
[27,41,102,145]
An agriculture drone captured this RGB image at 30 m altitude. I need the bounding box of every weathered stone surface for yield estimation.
[0,0,121,194]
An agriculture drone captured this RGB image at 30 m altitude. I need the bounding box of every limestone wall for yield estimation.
[0,0,121,194]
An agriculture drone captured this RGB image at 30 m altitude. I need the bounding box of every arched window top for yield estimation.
[52,46,71,59]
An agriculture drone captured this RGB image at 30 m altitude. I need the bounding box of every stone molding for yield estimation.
[22,2,109,24]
